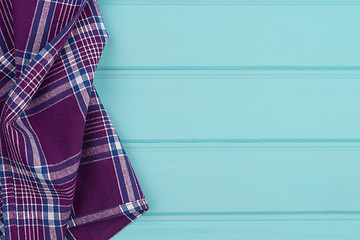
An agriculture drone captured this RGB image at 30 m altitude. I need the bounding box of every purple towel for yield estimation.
[0,0,149,239]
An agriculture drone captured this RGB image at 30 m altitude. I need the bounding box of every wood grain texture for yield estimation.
[122,142,360,213]
[94,1,360,239]
[94,70,360,140]
[97,4,360,69]
[111,221,360,240]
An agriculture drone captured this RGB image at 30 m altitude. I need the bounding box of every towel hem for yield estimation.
[67,197,149,228]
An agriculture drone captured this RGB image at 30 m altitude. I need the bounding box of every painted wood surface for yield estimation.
[94,70,360,140]
[94,1,360,239]
[97,3,360,69]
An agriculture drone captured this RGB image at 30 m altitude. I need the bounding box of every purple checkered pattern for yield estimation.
[0,0,149,239]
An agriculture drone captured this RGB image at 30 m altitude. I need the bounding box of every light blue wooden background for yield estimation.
[94,0,360,239]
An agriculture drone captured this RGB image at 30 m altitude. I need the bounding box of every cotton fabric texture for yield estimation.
[0,0,149,239]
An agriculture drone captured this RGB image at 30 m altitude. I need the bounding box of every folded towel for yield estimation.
[0,0,149,239]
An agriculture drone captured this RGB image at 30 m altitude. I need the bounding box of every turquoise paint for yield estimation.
[97,4,360,69]
[111,221,360,240]
[117,145,360,212]
[94,1,360,239]
[94,70,360,140]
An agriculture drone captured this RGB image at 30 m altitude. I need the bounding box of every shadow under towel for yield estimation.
[0,0,150,239]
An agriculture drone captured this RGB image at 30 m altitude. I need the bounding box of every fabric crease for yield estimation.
[0,0,149,239]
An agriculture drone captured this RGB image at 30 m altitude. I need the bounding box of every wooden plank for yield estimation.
[96,4,360,69]
[93,70,360,140]
[111,220,360,240]
[123,142,360,213]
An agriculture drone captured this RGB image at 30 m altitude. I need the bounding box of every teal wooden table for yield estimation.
[94,1,360,239]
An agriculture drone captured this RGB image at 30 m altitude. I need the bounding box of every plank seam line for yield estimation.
[122,139,360,143]
[97,66,360,71]
[98,1,360,6]
[147,211,360,215]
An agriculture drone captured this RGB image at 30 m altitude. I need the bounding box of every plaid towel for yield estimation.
[0,0,149,239]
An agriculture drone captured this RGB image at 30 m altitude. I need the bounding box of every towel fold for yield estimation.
[0,0,149,239]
